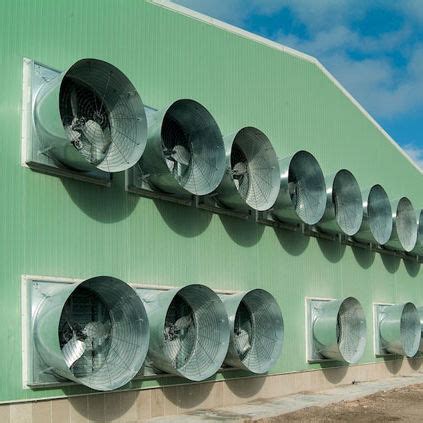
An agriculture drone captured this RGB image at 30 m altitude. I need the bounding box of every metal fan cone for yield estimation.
[385,197,417,252]
[221,289,284,373]
[411,210,423,256]
[34,58,147,173]
[379,303,420,357]
[318,170,363,236]
[216,127,280,212]
[272,150,326,225]
[313,297,366,363]
[141,284,230,381]
[139,99,226,196]
[34,276,149,391]
[354,184,392,245]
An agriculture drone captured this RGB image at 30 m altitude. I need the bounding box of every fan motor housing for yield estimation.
[354,184,393,245]
[140,284,230,381]
[375,302,420,357]
[221,289,284,373]
[34,58,147,173]
[216,127,280,212]
[318,170,363,236]
[33,276,149,391]
[308,297,367,363]
[272,150,327,225]
[385,197,418,252]
[138,99,226,197]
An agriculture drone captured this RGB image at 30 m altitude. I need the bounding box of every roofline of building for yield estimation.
[150,0,422,175]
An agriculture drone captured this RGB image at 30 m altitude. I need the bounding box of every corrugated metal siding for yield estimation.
[0,0,421,402]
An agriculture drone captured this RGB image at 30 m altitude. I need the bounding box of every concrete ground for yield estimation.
[148,374,423,422]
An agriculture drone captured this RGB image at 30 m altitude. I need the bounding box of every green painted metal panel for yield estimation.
[0,0,421,402]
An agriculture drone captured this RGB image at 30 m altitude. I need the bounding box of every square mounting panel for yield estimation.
[22,275,236,389]
[306,297,335,363]
[373,303,395,357]
[21,58,111,186]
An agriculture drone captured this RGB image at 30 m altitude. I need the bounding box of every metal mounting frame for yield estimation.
[373,302,395,357]
[305,297,336,363]
[21,58,111,186]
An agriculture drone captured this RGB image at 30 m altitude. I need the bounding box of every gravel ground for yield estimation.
[269,383,423,422]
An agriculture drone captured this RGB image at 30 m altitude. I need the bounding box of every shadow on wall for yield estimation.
[383,357,403,375]
[62,172,139,223]
[154,199,212,237]
[352,246,376,269]
[220,215,265,247]
[275,227,310,256]
[317,237,346,263]
[319,362,348,384]
[407,357,423,371]
[224,373,266,398]
[68,390,138,421]
[380,254,401,274]
[404,259,421,277]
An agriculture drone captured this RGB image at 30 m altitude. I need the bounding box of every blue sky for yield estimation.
[172,0,423,169]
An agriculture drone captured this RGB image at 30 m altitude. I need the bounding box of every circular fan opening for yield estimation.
[161,100,225,195]
[367,185,392,245]
[332,170,363,235]
[288,151,326,225]
[234,289,283,374]
[395,197,417,252]
[230,128,279,211]
[58,277,149,391]
[163,285,229,381]
[400,302,420,357]
[59,59,147,172]
[336,297,366,363]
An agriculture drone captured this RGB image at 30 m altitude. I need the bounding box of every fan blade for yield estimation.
[62,335,86,368]
[174,315,193,332]
[70,87,79,119]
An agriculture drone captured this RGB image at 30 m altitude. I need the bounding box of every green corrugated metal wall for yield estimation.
[0,0,421,403]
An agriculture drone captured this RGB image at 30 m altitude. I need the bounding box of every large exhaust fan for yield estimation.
[272,151,326,225]
[215,127,280,211]
[354,184,392,245]
[312,297,366,363]
[139,99,226,196]
[34,59,147,173]
[412,210,423,256]
[377,303,420,357]
[385,197,417,252]
[318,170,363,236]
[221,289,283,373]
[33,276,149,391]
[141,284,230,381]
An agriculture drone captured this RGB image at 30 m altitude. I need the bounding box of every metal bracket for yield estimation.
[305,297,335,363]
[21,58,111,187]
[373,303,395,357]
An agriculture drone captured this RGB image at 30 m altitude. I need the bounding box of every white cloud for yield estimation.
[402,143,423,170]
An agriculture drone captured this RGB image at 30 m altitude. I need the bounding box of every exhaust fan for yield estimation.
[141,284,230,381]
[375,303,420,357]
[417,306,423,354]
[33,276,149,391]
[215,127,280,212]
[272,151,326,225]
[138,99,226,196]
[354,184,392,245]
[33,58,147,173]
[309,297,366,363]
[412,210,423,256]
[385,197,417,252]
[221,289,283,373]
[318,170,363,236]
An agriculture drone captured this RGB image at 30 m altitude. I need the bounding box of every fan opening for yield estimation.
[59,286,112,378]
[367,185,392,245]
[400,303,420,357]
[234,300,253,361]
[396,198,417,252]
[287,151,326,225]
[164,294,196,370]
